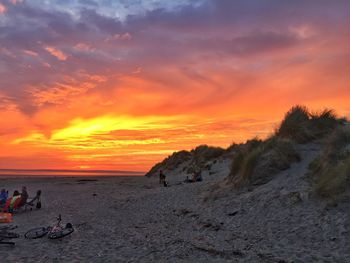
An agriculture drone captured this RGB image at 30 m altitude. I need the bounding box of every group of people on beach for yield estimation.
[0,187,41,213]
[184,169,203,183]
[158,166,203,187]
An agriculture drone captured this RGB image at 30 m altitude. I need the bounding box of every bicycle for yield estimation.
[0,225,20,245]
[24,214,74,240]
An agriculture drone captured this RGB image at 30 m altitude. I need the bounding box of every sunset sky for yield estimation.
[0,0,349,171]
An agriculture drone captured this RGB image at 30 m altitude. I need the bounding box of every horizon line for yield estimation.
[0,168,145,174]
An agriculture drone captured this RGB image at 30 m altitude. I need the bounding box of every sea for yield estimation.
[0,169,144,178]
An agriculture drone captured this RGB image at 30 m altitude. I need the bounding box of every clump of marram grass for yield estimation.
[277,105,311,143]
[227,106,347,188]
[192,145,225,163]
[145,150,191,177]
[309,127,350,198]
[276,105,345,143]
[314,157,350,198]
[310,109,346,139]
[229,138,263,178]
[145,144,225,177]
[228,137,300,187]
[187,145,225,173]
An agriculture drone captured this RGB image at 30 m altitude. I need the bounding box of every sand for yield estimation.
[0,155,349,263]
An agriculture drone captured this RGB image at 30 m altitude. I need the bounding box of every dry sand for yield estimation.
[0,155,349,263]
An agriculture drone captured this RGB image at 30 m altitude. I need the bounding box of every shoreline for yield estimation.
[0,168,145,178]
[0,174,144,179]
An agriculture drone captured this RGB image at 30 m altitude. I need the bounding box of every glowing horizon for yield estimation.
[0,0,350,171]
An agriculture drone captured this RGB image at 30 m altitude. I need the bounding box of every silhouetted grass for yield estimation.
[315,157,350,198]
[229,138,262,180]
[277,105,311,143]
[145,150,191,177]
[309,127,350,198]
[145,145,225,177]
[228,104,348,187]
[276,105,345,143]
[229,137,299,187]
[192,145,225,163]
[186,145,225,173]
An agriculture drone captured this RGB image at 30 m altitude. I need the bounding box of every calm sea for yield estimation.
[0,169,144,177]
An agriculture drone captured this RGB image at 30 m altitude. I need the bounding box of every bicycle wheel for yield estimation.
[48,227,74,239]
[24,227,50,239]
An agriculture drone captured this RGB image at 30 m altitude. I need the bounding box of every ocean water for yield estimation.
[0,169,144,177]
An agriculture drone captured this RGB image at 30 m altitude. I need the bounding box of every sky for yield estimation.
[0,0,350,171]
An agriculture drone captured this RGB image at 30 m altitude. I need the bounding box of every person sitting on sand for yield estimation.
[0,189,8,205]
[2,190,22,213]
[19,186,29,206]
[184,169,203,183]
[27,190,42,209]
[184,176,191,183]
[185,175,197,183]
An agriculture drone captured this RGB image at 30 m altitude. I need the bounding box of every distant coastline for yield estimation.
[0,169,145,178]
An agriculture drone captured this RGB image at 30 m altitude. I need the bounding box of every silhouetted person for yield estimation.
[0,189,8,205]
[19,186,29,206]
[159,170,166,184]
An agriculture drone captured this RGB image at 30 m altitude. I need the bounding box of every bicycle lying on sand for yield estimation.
[24,214,74,239]
[0,225,20,245]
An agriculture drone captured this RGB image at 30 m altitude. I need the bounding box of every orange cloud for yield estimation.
[23,50,38,57]
[45,46,68,61]
[27,73,106,106]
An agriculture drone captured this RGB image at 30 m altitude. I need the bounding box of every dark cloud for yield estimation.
[80,9,123,34]
[0,0,350,114]
[229,31,300,56]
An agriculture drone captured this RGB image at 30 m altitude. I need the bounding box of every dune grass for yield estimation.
[276,105,311,143]
[145,150,191,177]
[228,105,347,188]
[309,127,350,198]
[229,138,262,178]
[276,105,345,143]
[145,145,225,177]
[228,137,299,187]
[236,146,263,184]
[314,157,350,198]
[192,145,225,163]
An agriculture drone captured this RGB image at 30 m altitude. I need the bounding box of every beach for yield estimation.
[2,0,350,262]
[1,156,349,263]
